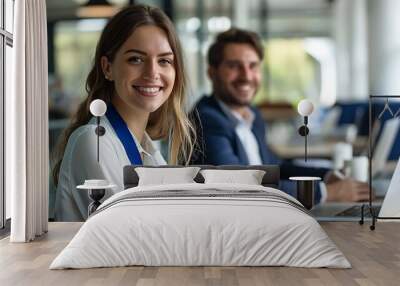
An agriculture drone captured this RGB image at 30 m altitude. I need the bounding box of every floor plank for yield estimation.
[0,222,399,286]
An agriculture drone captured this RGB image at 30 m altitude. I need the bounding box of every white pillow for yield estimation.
[135,167,201,186]
[200,169,266,185]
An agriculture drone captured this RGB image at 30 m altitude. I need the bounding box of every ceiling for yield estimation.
[46,0,332,22]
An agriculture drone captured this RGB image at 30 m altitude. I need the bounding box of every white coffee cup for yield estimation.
[350,156,369,182]
[345,124,358,143]
[333,142,353,170]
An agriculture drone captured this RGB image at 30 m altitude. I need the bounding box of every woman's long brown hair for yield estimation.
[52,5,196,186]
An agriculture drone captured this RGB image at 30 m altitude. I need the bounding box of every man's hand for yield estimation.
[326,178,370,202]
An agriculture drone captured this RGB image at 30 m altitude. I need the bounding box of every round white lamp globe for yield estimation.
[90,99,107,117]
[297,99,314,116]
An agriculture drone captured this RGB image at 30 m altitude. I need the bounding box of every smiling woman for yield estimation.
[52,5,196,222]
[100,24,176,138]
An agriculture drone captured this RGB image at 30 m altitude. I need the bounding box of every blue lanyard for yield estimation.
[105,104,143,165]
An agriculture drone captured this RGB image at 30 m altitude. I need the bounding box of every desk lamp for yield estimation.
[297,99,314,162]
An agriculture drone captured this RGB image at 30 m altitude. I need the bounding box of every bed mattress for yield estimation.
[50,183,350,269]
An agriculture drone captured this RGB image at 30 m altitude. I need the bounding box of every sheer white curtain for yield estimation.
[7,0,49,242]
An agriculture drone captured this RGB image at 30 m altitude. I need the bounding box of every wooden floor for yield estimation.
[0,222,399,286]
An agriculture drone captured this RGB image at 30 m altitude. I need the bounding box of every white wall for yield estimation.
[334,0,368,101]
[368,0,400,95]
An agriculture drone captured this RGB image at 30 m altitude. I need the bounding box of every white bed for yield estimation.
[50,183,350,269]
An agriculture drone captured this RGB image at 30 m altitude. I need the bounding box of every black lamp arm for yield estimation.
[298,116,309,162]
[94,117,106,163]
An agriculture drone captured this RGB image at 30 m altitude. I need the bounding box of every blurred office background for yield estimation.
[44,0,400,219]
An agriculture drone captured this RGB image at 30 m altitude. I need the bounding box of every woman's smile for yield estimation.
[132,85,163,97]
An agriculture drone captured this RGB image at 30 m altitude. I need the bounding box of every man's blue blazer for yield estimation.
[190,95,329,203]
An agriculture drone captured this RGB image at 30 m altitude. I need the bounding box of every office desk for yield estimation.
[269,136,368,159]
[311,202,382,221]
[1,222,400,285]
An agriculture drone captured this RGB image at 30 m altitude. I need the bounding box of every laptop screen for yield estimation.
[372,118,400,176]
[379,157,400,217]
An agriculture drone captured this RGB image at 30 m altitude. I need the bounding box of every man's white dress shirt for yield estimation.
[217,100,263,165]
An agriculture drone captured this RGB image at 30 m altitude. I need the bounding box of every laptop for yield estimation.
[378,158,400,217]
[311,118,400,221]
[311,162,399,221]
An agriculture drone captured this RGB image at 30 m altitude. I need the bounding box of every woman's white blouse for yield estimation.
[55,116,166,221]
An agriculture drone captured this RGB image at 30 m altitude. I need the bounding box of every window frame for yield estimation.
[0,0,14,230]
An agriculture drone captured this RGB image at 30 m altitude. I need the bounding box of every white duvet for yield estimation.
[50,183,351,269]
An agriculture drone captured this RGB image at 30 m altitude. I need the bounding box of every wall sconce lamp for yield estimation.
[89,99,107,163]
[77,99,113,217]
[297,99,314,162]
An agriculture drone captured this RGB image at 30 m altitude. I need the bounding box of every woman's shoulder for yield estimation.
[60,125,97,164]
[68,124,97,147]
[68,118,116,146]
[66,121,111,152]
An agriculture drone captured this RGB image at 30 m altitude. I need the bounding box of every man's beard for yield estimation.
[217,90,249,107]
[214,80,257,108]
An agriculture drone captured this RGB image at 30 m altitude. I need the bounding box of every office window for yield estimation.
[175,0,233,103]
[1,0,14,229]
[173,0,333,106]
[255,37,336,107]
[53,19,105,115]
